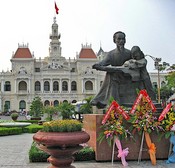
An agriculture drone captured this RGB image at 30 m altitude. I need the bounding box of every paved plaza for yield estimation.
[0,116,175,167]
[0,133,175,168]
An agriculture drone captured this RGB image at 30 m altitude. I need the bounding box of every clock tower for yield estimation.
[49,17,62,60]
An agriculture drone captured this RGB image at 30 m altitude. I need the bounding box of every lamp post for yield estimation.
[145,55,162,103]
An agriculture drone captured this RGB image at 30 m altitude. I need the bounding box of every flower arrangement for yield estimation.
[128,89,160,165]
[98,100,131,166]
[98,107,131,146]
[159,103,175,139]
[129,96,162,135]
[42,119,82,132]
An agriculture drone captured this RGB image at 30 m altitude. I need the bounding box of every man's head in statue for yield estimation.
[113,31,126,51]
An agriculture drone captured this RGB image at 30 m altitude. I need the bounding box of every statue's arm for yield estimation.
[92,52,112,70]
[128,58,147,69]
[135,58,147,68]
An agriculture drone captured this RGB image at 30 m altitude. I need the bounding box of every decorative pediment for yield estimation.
[41,62,70,71]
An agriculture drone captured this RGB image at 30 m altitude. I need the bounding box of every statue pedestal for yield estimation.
[83,114,170,161]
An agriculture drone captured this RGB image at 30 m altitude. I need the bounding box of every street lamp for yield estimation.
[145,55,162,103]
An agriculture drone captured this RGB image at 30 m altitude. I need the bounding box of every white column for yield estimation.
[68,80,71,93]
[50,79,53,93]
[82,79,84,93]
[14,80,17,93]
[60,79,62,92]
[0,96,2,111]
[1,80,4,93]
[41,79,44,93]
[28,79,31,93]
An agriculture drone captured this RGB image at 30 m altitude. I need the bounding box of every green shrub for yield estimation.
[42,119,82,132]
[17,120,39,124]
[0,127,23,136]
[0,124,43,136]
[74,147,95,161]
[23,124,43,133]
[29,142,95,162]
[10,112,19,118]
[29,142,49,162]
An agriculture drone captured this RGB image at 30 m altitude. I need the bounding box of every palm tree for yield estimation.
[79,96,93,117]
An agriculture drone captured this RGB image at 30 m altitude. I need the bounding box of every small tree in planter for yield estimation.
[30,96,43,120]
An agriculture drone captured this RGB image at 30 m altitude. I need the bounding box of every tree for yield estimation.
[30,96,43,118]
[160,71,175,101]
[165,71,175,89]
[58,102,75,119]
[42,106,58,121]
[160,85,173,100]
[4,104,8,113]
[79,96,93,115]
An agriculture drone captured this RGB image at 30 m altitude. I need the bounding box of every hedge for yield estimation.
[29,142,95,162]
[0,127,23,136]
[0,124,43,136]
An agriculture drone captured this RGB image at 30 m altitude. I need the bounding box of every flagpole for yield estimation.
[54,1,56,18]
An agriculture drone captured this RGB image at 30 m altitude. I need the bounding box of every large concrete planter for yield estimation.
[33,131,90,168]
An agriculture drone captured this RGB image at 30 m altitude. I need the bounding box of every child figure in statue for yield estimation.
[125,46,156,101]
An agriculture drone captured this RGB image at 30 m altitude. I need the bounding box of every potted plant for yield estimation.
[33,119,90,168]
[11,112,19,121]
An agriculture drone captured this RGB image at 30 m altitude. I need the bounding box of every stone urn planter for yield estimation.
[33,120,90,168]
[10,112,19,121]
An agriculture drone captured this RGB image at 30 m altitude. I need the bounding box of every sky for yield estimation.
[0,0,175,72]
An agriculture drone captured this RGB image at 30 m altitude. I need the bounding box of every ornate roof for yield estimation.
[79,44,97,59]
[13,44,33,58]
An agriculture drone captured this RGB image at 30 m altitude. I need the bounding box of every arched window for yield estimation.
[54,100,59,106]
[71,81,77,91]
[63,100,68,103]
[19,100,26,110]
[35,81,41,91]
[100,81,103,87]
[72,100,77,103]
[4,81,11,91]
[44,100,50,106]
[153,82,157,89]
[161,81,166,87]
[18,81,27,91]
[44,81,50,91]
[62,81,68,91]
[5,101,10,111]
[53,81,59,91]
[85,81,93,90]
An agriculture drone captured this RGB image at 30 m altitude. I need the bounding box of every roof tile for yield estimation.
[13,48,33,58]
[79,48,97,59]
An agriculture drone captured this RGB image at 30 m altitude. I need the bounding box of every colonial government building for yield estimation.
[0,17,166,112]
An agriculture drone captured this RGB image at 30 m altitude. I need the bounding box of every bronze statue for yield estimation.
[91,31,156,109]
